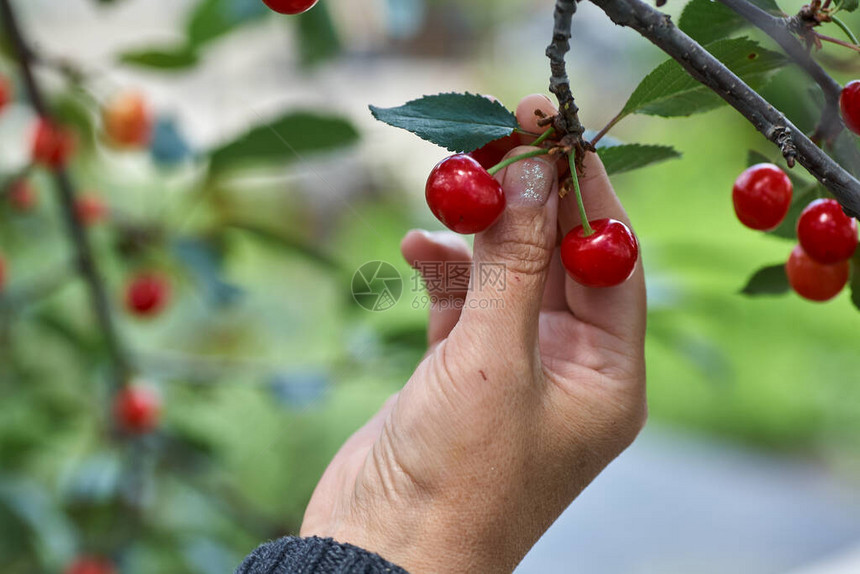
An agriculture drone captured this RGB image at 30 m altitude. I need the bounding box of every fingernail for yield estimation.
[504,158,554,207]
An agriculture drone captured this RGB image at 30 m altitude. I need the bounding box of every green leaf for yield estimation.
[678,0,746,45]
[597,144,681,175]
[768,184,818,240]
[746,149,771,166]
[851,253,860,311]
[51,94,96,150]
[840,0,859,12]
[0,477,76,570]
[678,0,781,45]
[225,220,344,272]
[208,112,359,174]
[188,0,246,48]
[740,263,790,296]
[369,93,519,153]
[297,1,341,69]
[622,38,787,118]
[745,149,809,190]
[119,46,199,70]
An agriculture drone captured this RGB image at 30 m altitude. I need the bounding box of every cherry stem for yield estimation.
[569,153,593,236]
[590,111,625,147]
[830,15,859,45]
[815,31,860,52]
[487,148,551,176]
[531,127,555,147]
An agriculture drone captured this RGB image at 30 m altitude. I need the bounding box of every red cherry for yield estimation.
[785,244,849,302]
[113,384,161,434]
[75,194,108,226]
[125,272,170,317]
[732,163,793,231]
[65,556,116,574]
[0,75,10,113]
[796,198,858,264]
[262,0,318,14]
[32,118,76,170]
[561,218,639,288]
[7,180,37,212]
[103,91,152,148]
[468,134,523,170]
[840,80,860,135]
[426,154,505,234]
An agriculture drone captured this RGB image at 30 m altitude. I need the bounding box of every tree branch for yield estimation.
[587,0,860,219]
[0,0,131,386]
[546,0,588,140]
[716,0,844,144]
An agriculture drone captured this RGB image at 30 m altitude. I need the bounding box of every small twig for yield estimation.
[831,15,860,46]
[588,0,860,218]
[531,127,556,147]
[0,0,131,386]
[590,111,624,147]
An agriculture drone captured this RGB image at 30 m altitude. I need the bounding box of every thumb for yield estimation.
[461,147,558,347]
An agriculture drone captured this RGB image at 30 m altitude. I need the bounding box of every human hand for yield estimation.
[300,94,647,573]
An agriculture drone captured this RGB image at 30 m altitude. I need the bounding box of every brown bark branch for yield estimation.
[586,0,860,219]
[716,0,845,144]
[0,0,131,386]
[546,0,588,142]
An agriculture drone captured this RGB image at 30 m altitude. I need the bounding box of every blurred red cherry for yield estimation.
[262,0,319,14]
[113,383,162,434]
[125,272,170,317]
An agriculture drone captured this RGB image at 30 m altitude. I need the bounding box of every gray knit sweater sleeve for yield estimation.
[235,536,410,574]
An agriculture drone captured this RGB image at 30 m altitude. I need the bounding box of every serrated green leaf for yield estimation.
[678,0,781,45]
[297,1,341,69]
[597,144,681,175]
[622,37,787,118]
[840,0,859,12]
[740,263,790,296]
[119,46,199,70]
[208,112,359,174]
[679,0,745,45]
[370,93,518,152]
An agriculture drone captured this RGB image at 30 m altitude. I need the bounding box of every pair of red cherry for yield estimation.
[732,163,858,301]
[425,147,638,289]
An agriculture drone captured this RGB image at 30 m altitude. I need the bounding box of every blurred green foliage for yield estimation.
[1,0,860,572]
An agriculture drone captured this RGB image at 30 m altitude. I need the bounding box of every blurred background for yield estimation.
[0,0,859,572]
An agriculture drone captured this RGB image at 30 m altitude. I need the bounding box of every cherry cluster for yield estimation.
[0,83,172,312]
[424,127,638,289]
[733,163,858,301]
[1,81,167,454]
